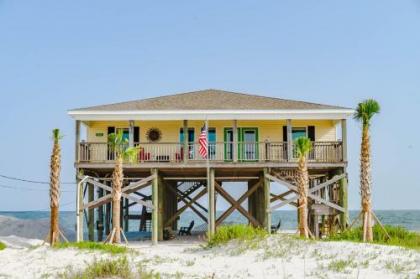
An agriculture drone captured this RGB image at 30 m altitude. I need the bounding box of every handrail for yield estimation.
[78,141,343,163]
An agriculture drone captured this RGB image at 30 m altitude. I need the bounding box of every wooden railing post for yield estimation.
[341,119,347,162]
[286,119,293,162]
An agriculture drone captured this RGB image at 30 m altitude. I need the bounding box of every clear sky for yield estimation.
[0,0,419,211]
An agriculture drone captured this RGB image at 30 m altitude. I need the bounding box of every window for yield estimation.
[292,127,307,141]
[116,128,130,141]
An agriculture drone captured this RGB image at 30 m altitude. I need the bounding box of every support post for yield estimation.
[75,120,81,163]
[152,169,159,245]
[208,168,216,237]
[158,176,164,241]
[183,120,188,162]
[287,119,293,162]
[76,179,84,242]
[337,168,349,228]
[97,187,104,241]
[124,198,129,232]
[233,120,238,162]
[129,120,134,148]
[341,119,347,162]
[88,183,94,241]
[263,168,271,233]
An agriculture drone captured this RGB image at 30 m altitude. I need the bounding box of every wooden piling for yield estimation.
[152,169,158,245]
[88,183,94,241]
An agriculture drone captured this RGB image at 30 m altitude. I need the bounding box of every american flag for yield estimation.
[199,124,208,159]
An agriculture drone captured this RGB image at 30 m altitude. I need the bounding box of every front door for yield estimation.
[240,128,258,161]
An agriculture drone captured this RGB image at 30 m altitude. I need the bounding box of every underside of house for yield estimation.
[69,89,353,243]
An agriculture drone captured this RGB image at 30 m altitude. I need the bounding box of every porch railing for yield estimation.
[78,141,343,163]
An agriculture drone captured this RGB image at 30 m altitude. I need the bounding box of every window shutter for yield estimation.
[107,127,115,135]
[308,126,315,141]
[283,126,287,142]
[134,127,140,143]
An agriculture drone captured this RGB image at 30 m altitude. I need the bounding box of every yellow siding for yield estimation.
[85,120,337,143]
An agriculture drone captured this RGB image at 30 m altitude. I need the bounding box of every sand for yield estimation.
[0,233,419,279]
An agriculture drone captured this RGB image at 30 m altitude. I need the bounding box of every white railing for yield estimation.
[78,141,343,163]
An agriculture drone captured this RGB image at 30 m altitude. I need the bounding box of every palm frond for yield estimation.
[354,99,380,127]
[294,136,312,158]
[52,128,63,144]
[123,147,139,163]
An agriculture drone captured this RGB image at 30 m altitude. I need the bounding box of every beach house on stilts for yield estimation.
[68,89,353,243]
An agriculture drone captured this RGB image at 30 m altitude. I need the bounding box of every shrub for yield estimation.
[207,224,267,247]
[54,241,128,254]
[0,241,6,250]
[63,256,132,279]
[329,225,420,250]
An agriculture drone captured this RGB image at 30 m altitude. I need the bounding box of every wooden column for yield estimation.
[129,120,134,148]
[76,179,84,242]
[286,119,293,161]
[158,176,165,241]
[263,168,271,233]
[152,169,159,245]
[233,120,238,162]
[341,119,347,162]
[337,168,349,228]
[97,187,104,241]
[75,120,81,163]
[183,120,188,162]
[88,183,94,241]
[208,168,216,236]
[124,198,129,232]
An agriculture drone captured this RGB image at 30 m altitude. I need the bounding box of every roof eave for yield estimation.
[68,109,355,121]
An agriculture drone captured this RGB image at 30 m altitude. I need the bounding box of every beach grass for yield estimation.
[61,256,132,279]
[329,225,420,250]
[54,241,128,254]
[207,224,267,247]
[0,241,6,250]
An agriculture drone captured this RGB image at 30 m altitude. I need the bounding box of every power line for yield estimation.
[0,183,75,192]
[0,174,75,185]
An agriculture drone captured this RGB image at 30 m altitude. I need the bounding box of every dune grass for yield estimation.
[0,241,6,250]
[54,241,128,254]
[207,224,267,247]
[61,256,132,279]
[329,225,420,250]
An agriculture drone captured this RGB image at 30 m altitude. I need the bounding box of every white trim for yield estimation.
[68,109,354,121]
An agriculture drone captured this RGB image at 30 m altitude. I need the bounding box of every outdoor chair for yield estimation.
[271,219,281,234]
[178,221,194,236]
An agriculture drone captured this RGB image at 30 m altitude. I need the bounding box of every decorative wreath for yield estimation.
[146,128,162,142]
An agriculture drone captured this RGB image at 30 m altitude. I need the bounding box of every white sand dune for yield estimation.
[0,233,419,278]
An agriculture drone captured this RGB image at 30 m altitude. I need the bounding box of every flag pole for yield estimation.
[205,117,211,235]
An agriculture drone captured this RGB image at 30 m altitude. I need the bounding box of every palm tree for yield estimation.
[49,129,62,246]
[295,136,312,238]
[354,99,380,242]
[108,130,138,243]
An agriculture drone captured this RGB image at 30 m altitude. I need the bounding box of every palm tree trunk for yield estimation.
[112,156,123,243]
[360,126,373,241]
[49,141,61,245]
[297,156,309,238]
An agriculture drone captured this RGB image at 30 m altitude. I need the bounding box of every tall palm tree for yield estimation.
[49,129,62,246]
[354,99,380,242]
[108,130,138,243]
[295,136,312,238]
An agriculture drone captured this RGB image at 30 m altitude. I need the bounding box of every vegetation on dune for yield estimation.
[54,241,128,254]
[60,256,132,279]
[0,241,6,250]
[207,224,267,247]
[329,225,420,250]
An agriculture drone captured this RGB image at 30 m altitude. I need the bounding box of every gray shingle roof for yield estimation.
[71,89,350,111]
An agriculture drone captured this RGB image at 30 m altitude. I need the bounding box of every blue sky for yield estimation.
[0,0,419,211]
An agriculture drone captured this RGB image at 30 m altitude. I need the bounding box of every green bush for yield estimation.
[329,225,420,250]
[54,241,127,254]
[207,224,267,247]
[0,241,6,250]
[63,256,132,279]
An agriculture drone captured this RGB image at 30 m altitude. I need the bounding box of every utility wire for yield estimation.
[0,174,75,185]
[0,183,75,192]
